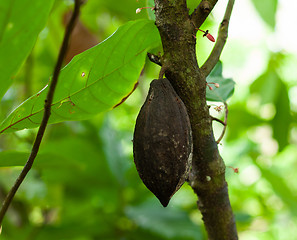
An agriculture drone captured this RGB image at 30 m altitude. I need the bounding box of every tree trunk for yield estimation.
[153,0,238,239]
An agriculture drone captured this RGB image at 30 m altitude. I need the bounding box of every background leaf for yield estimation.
[227,104,264,141]
[250,0,278,28]
[145,0,156,20]
[271,82,290,151]
[0,19,161,134]
[100,116,132,185]
[126,200,202,240]
[250,69,291,151]
[256,163,297,216]
[206,61,235,102]
[0,151,83,170]
[0,0,54,101]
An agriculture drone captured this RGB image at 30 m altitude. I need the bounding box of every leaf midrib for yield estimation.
[0,22,157,133]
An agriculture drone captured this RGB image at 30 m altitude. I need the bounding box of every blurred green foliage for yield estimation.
[0,0,54,100]
[1,0,297,239]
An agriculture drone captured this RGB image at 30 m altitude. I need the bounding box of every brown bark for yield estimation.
[153,0,238,239]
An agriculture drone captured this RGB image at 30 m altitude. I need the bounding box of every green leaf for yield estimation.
[257,164,297,215]
[206,62,235,102]
[146,0,155,20]
[271,80,290,151]
[0,151,83,170]
[250,70,280,104]
[0,0,54,100]
[126,200,202,240]
[227,104,264,141]
[0,19,161,134]
[250,70,291,151]
[100,116,131,185]
[251,0,278,28]
[208,60,223,77]
[39,137,115,185]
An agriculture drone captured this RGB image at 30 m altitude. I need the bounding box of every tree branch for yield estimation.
[154,0,238,239]
[190,0,219,29]
[212,116,225,126]
[0,0,83,226]
[201,0,235,76]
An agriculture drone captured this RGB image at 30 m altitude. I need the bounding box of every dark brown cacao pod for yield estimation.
[133,78,192,207]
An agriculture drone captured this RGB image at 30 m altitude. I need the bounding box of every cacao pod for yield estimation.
[133,78,192,207]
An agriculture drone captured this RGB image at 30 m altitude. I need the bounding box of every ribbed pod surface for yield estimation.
[133,78,192,207]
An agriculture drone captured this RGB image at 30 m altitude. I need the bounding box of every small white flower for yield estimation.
[136,8,141,14]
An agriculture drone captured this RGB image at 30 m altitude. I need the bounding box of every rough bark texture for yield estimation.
[153,0,238,239]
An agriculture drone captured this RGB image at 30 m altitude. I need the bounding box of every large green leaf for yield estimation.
[0,19,161,134]
[206,61,235,102]
[0,0,54,100]
[251,0,278,28]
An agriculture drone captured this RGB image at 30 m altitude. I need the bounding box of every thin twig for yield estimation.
[211,116,225,126]
[0,0,82,226]
[201,0,235,76]
[216,102,228,144]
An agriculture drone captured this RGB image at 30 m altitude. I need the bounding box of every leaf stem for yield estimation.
[212,116,226,126]
[0,0,83,227]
